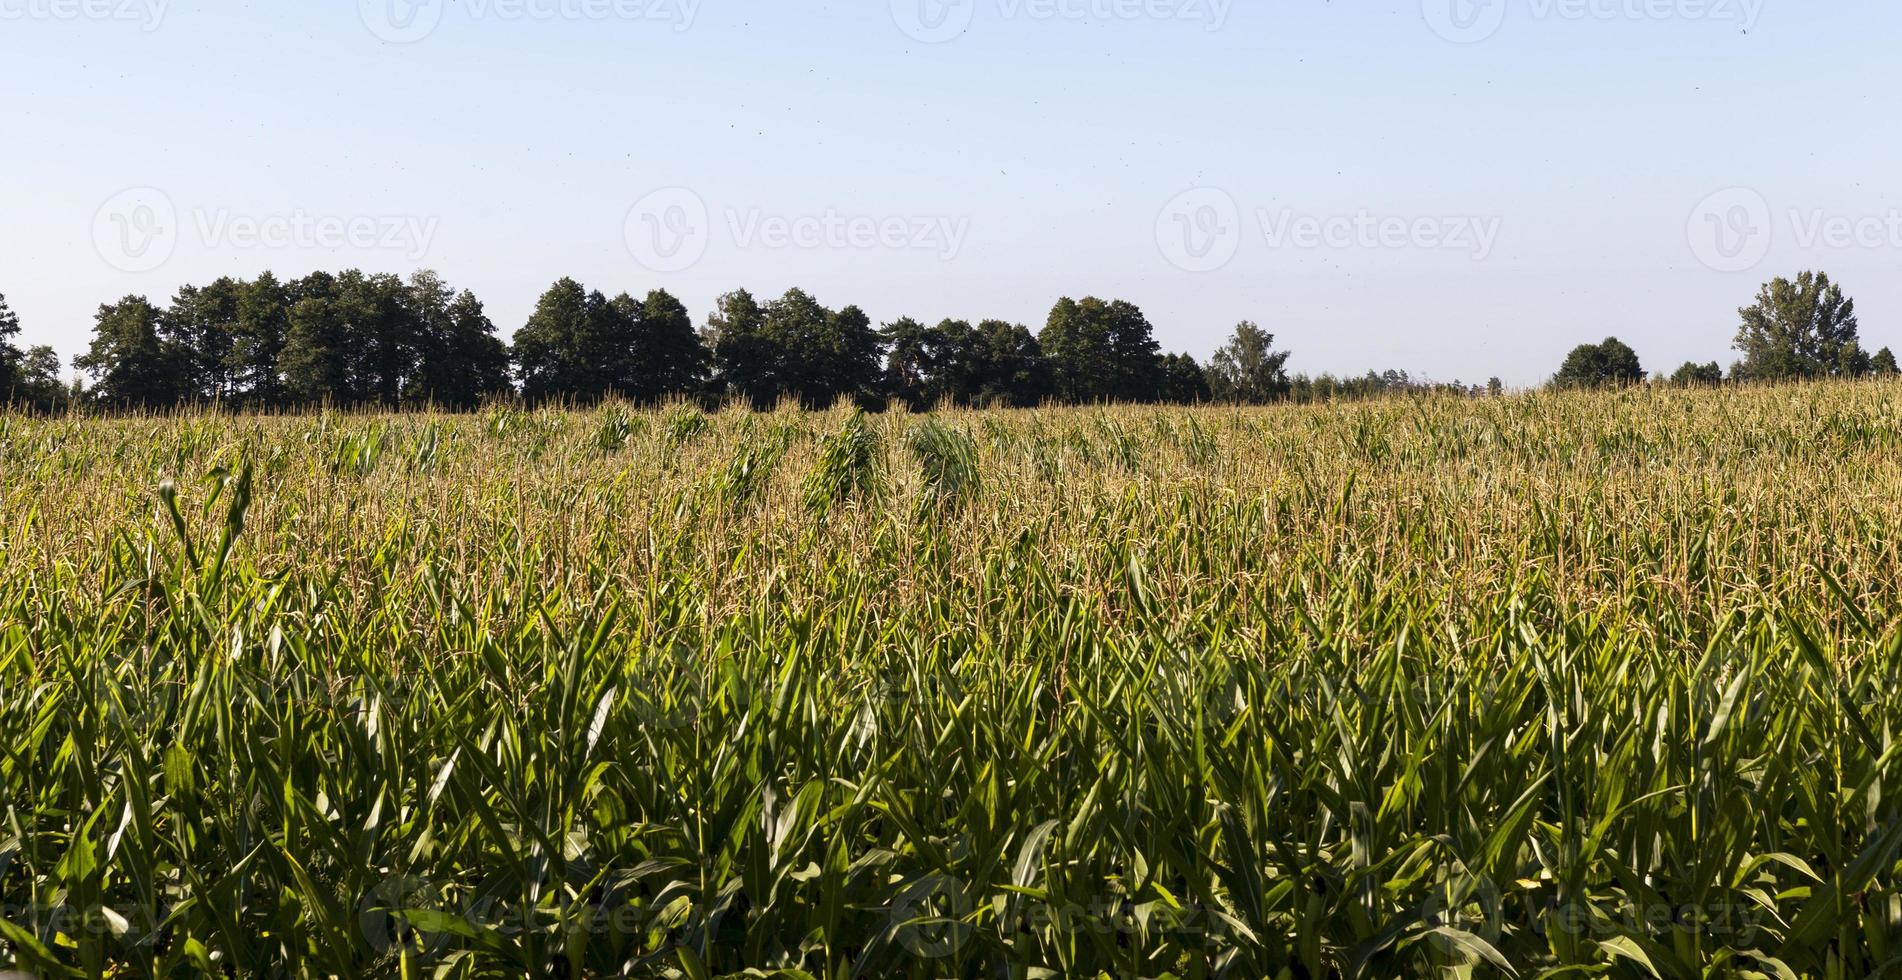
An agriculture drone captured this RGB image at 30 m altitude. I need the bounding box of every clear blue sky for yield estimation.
[3,0,1898,386]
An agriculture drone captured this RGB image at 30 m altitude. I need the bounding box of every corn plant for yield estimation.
[3,382,1902,977]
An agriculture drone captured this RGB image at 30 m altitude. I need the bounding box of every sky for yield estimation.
[2,0,1899,387]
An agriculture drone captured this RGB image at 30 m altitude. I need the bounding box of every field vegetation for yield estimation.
[5,382,1902,977]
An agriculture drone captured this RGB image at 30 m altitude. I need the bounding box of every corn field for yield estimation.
[6,383,1902,978]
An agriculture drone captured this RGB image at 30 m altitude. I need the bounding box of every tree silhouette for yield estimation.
[1207,321,1292,404]
[75,296,182,407]
[0,292,22,396]
[1733,272,1867,381]
[1553,337,1645,389]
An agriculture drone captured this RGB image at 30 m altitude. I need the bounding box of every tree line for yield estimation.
[2,271,1312,412]
[1551,271,1896,390]
[3,268,1890,413]
[0,295,66,410]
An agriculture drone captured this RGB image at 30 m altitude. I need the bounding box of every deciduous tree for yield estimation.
[1207,321,1292,404]
[1669,361,1724,387]
[513,277,607,402]
[1552,337,1644,389]
[0,292,23,396]
[704,289,778,408]
[1733,272,1865,380]
[1159,352,1211,404]
[1040,297,1163,403]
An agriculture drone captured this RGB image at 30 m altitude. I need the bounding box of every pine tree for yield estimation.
[880,317,937,408]
[75,296,182,407]
[407,271,510,407]
[279,272,356,404]
[350,272,421,404]
[228,272,291,407]
[162,279,242,401]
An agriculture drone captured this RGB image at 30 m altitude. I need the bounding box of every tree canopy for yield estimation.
[1040,297,1165,403]
[1669,361,1725,387]
[66,270,514,410]
[43,265,1895,415]
[75,296,180,408]
[1552,337,1645,389]
[15,274,1652,413]
[1207,321,1292,404]
[1733,271,1867,381]
[878,316,1051,409]
[0,292,22,396]
[0,296,74,411]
